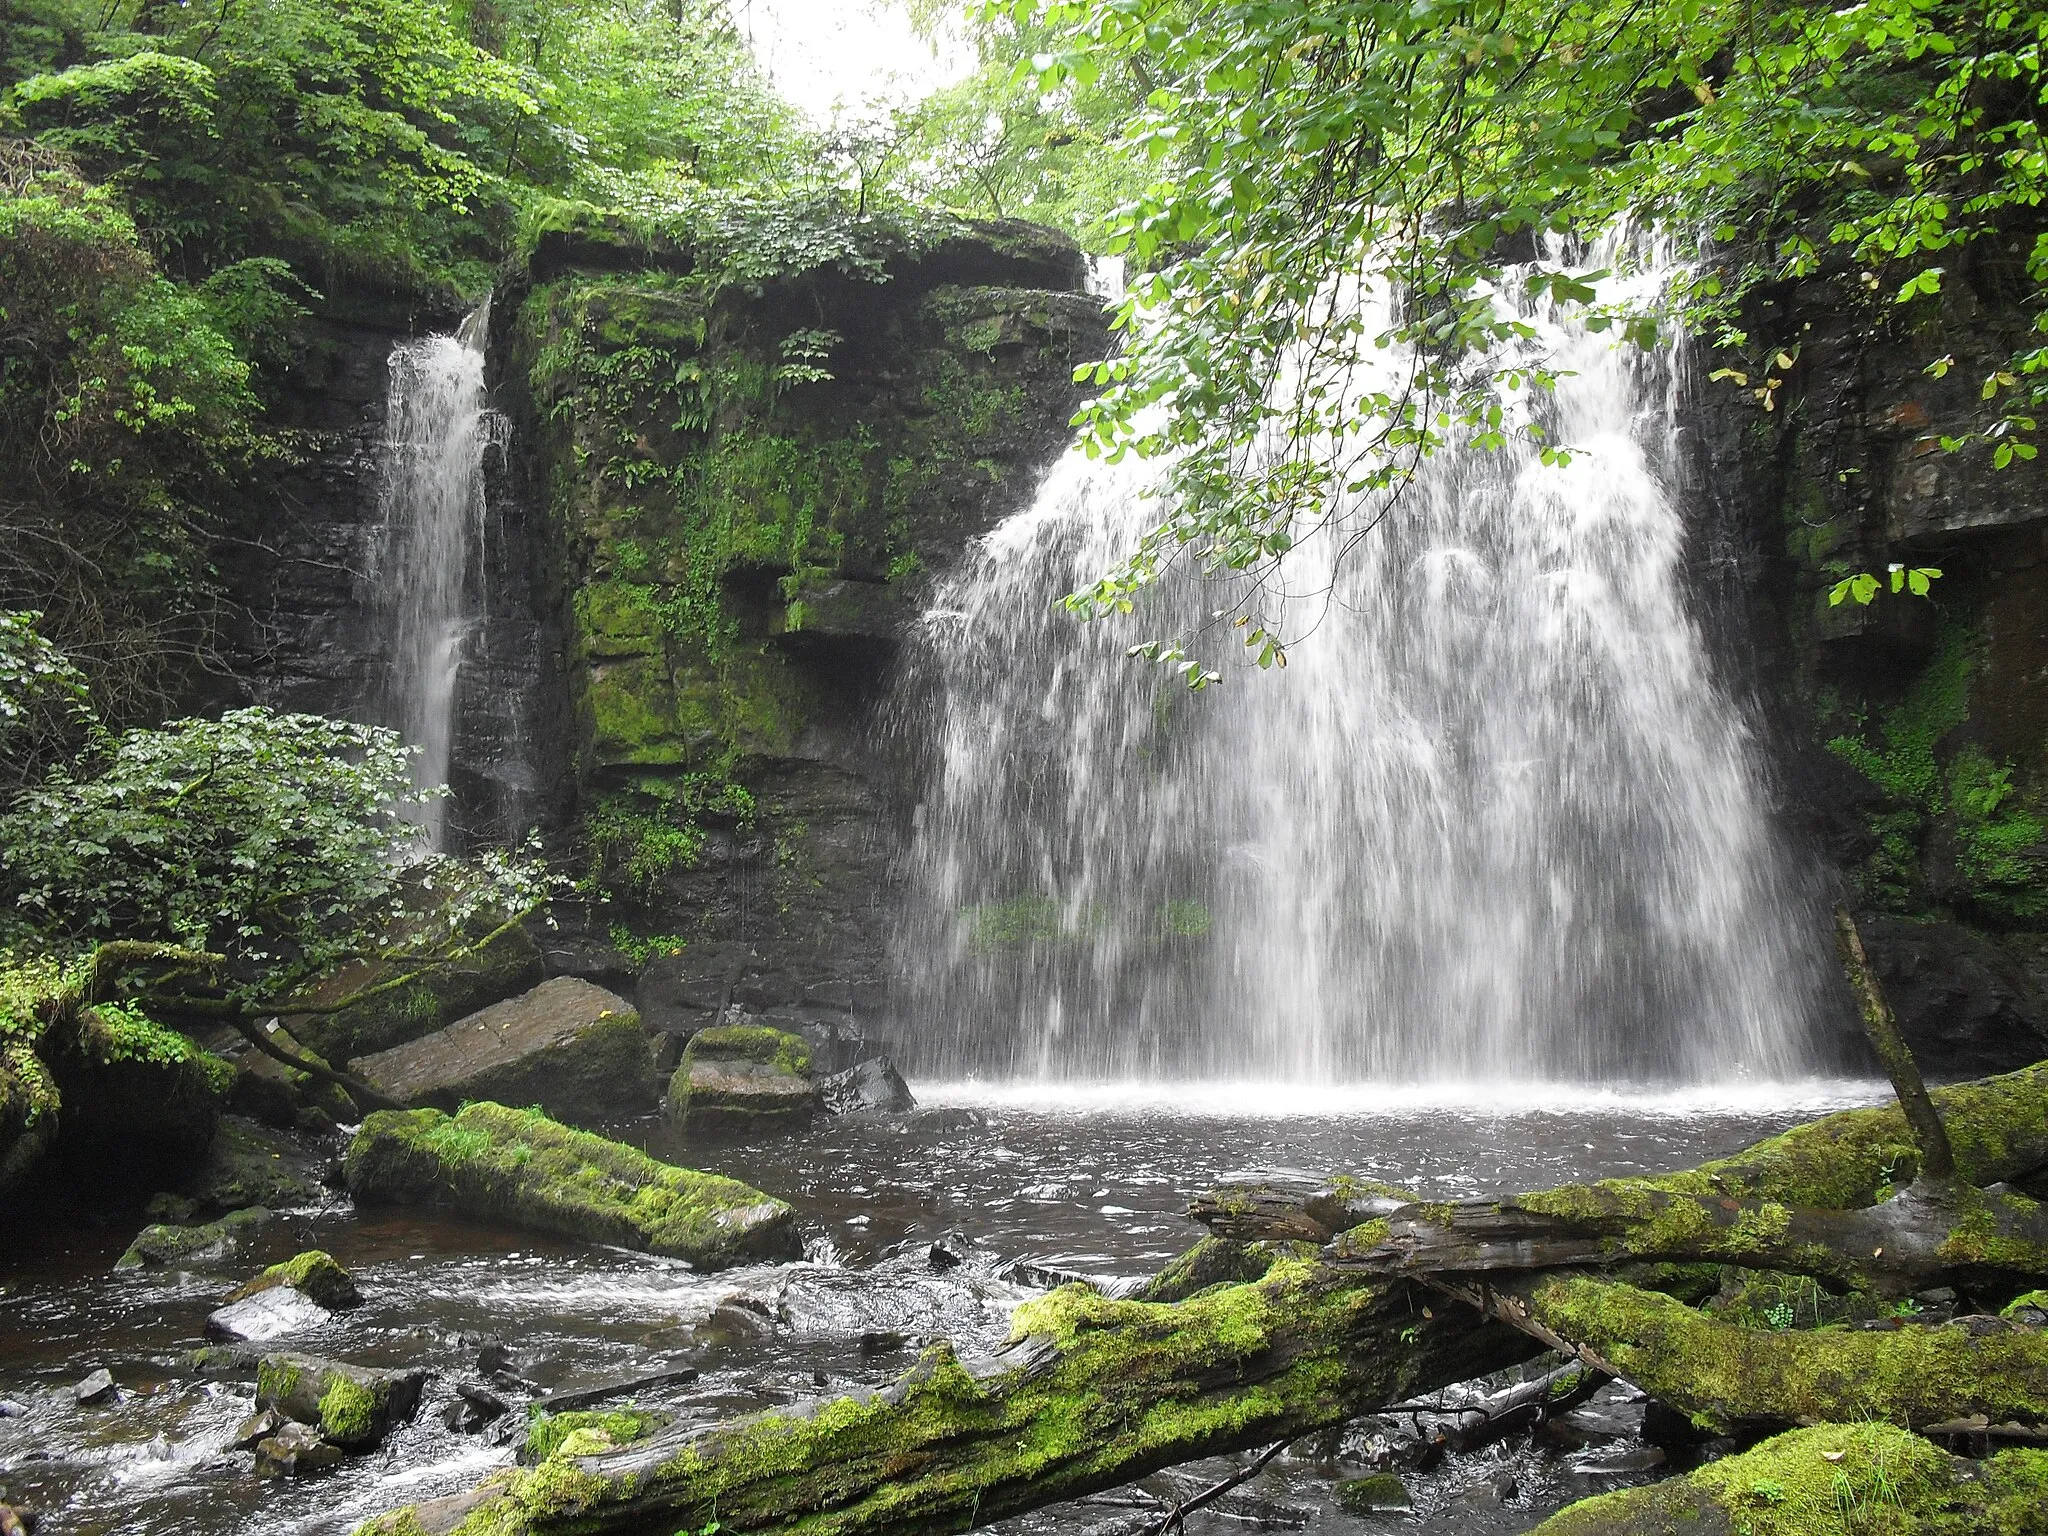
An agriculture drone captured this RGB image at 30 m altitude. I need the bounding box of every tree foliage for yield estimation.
[988,0,2048,676]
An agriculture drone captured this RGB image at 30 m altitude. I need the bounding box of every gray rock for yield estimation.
[72,1369,115,1405]
[256,1352,427,1450]
[253,1419,344,1477]
[351,977,655,1127]
[184,1345,262,1380]
[442,1381,509,1433]
[928,1231,973,1272]
[114,1206,273,1272]
[820,1056,916,1115]
[1333,1475,1411,1514]
[0,1399,26,1419]
[664,1025,819,1139]
[205,1287,333,1344]
[177,1117,324,1213]
[231,1407,288,1450]
[143,1193,198,1224]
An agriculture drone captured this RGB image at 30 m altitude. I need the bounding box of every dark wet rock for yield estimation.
[904,1105,986,1134]
[184,1345,262,1380]
[665,1025,819,1139]
[534,1364,700,1413]
[176,1116,324,1213]
[230,1021,357,1129]
[820,1056,916,1115]
[231,1406,288,1450]
[45,1007,231,1166]
[282,920,544,1065]
[114,1206,273,1271]
[1859,918,2048,1078]
[225,1249,362,1311]
[142,1192,198,1224]
[252,1418,344,1476]
[71,1368,115,1405]
[256,1352,427,1450]
[1573,1445,1667,1474]
[928,1231,974,1272]
[442,1382,509,1433]
[351,977,655,1127]
[473,1339,512,1375]
[1449,1471,1519,1508]
[859,1331,907,1357]
[344,1101,801,1268]
[205,1287,333,1343]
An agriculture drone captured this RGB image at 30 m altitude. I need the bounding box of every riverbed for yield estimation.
[0,1079,1879,1536]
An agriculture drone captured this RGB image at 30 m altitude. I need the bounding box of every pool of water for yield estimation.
[0,1078,1882,1535]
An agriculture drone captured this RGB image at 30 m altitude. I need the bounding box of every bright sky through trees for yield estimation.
[735,0,966,117]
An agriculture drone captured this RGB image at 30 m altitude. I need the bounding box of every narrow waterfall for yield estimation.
[896,250,1833,1085]
[374,302,498,849]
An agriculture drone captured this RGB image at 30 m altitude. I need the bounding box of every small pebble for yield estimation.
[72,1369,116,1405]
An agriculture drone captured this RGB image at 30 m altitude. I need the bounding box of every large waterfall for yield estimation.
[896,251,1833,1086]
[373,303,498,849]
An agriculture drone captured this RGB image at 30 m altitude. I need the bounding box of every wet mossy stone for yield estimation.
[1334,1474,1411,1513]
[176,1114,325,1214]
[519,1407,669,1465]
[115,1205,273,1271]
[255,1352,427,1450]
[351,977,656,1128]
[227,1250,362,1311]
[665,1025,819,1140]
[1530,1421,2048,1535]
[343,1102,801,1269]
[283,920,544,1065]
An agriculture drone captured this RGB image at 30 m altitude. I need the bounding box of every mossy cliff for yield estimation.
[1699,260,2048,1075]
[489,216,1107,1024]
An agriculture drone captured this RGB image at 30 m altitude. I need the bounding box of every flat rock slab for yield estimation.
[344,1102,801,1270]
[666,1025,819,1139]
[352,977,655,1127]
[207,1287,334,1343]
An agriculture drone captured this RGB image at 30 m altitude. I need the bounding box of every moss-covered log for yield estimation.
[357,1258,1537,1536]
[1327,1175,2048,1295]
[1532,1421,2048,1535]
[1436,1273,2048,1434]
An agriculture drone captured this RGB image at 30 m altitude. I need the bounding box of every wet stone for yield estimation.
[225,1249,362,1311]
[1333,1474,1412,1514]
[231,1407,288,1451]
[0,1401,26,1419]
[114,1206,273,1272]
[71,1369,115,1405]
[442,1382,509,1434]
[252,1420,343,1477]
[928,1231,974,1271]
[820,1056,916,1115]
[205,1287,332,1344]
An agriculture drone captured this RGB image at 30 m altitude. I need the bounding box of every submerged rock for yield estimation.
[252,1418,344,1476]
[205,1287,332,1343]
[820,1056,916,1115]
[1334,1474,1411,1513]
[225,1249,362,1311]
[665,1025,818,1138]
[343,1101,801,1268]
[114,1206,272,1271]
[256,1352,426,1450]
[442,1382,509,1434]
[350,977,655,1127]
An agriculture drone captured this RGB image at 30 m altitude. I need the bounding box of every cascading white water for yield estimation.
[374,302,498,850]
[896,245,1834,1085]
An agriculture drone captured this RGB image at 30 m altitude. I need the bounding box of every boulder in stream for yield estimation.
[225,1249,361,1311]
[205,1286,333,1343]
[664,1025,819,1138]
[281,918,544,1064]
[256,1352,426,1449]
[343,1101,801,1268]
[72,1368,115,1405]
[114,1205,272,1271]
[252,1418,345,1476]
[819,1055,916,1115]
[350,977,656,1127]
[174,1115,324,1213]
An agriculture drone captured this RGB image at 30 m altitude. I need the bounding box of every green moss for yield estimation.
[1530,1275,2048,1431]
[319,1374,378,1445]
[344,1102,800,1268]
[231,1249,361,1310]
[687,1025,811,1074]
[522,1407,669,1464]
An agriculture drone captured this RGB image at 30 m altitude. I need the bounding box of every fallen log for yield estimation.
[1188,1178,1411,1244]
[357,1257,1537,1536]
[1374,1357,1608,1454]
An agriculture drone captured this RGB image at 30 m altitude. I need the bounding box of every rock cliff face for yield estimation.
[1689,259,2048,1076]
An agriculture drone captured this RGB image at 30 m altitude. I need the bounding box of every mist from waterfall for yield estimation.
[895,245,1835,1085]
[374,303,499,850]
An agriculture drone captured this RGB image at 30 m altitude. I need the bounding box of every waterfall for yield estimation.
[895,246,1834,1086]
[374,302,499,850]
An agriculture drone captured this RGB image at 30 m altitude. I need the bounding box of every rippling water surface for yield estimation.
[0,1082,1881,1535]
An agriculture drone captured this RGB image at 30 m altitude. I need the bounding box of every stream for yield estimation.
[0,1079,1879,1535]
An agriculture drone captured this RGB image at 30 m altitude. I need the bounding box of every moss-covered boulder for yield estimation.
[175,1113,326,1214]
[256,1352,427,1450]
[115,1205,273,1271]
[47,1002,232,1162]
[227,1249,362,1311]
[519,1407,670,1465]
[351,977,655,1127]
[1531,1422,2048,1535]
[343,1102,801,1268]
[665,1025,818,1139]
[283,919,544,1064]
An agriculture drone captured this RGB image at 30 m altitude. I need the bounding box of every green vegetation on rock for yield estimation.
[228,1250,362,1311]
[343,1101,800,1268]
[521,1408,669,1465]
